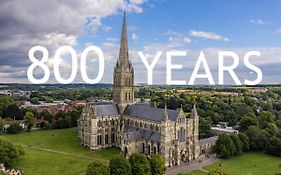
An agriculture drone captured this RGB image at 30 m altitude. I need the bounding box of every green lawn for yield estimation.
[3,128,121,175]
[4,129,281,175]
[15,148,92,175]
[187,152,281,175]
[4,128,120,160]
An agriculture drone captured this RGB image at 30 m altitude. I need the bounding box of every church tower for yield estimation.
[113,12,134,113]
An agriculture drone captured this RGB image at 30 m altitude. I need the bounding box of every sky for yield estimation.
[0,0,281,85]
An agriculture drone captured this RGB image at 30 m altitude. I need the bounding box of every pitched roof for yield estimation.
[89,103,119,116]
[199,136,218,146]
[124,104,179,121]
[124,126,161,142]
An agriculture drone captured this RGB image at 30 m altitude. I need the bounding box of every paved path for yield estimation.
[165,156,219,175]
[22,144,104,161]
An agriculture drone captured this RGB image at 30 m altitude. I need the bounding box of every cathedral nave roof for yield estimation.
[124,125,161,142]
[124,104,179,122]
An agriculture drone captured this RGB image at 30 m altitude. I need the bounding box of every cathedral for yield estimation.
[78,13,200,167]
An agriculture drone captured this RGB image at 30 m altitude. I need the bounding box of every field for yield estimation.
[4,128,281,175]
[3,128,121,175]
[14,148,92,175]
[187,152,281,175]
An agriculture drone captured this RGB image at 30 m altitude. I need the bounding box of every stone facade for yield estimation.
[78,13,200,167]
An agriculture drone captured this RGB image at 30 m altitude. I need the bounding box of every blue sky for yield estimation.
[81,0,281,49]
[0,0,281,84]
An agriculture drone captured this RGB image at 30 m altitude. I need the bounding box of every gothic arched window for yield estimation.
[148,145,151,155]
[178,127,186,142]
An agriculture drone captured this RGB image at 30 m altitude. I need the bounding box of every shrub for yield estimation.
[86,161,109,175]
[0,136,24,167]
[149,154,166,175]
[6,123,23,134]
[129,153,151,175]
[109,155,131,175]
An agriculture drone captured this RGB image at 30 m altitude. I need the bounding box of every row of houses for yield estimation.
[20,100,87,116]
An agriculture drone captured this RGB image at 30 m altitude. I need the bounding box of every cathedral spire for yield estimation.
[113,12,134,113]
[163,104,169,121]
[192,104,198,118]
[117,11,130,69]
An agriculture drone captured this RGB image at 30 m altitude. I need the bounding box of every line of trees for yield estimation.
[148,86,281,157]
[86,153,166,175]
[0,111,36,134]
[215,133,249,158]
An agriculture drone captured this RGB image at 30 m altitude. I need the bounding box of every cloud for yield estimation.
[132,33,139,41]
[250,19,265,25]
[102,26,112,32]
[165,30,192,47]
[131,37,281,84]
[0,0,148,83]
[183,37,192,43]
[190,30,229,42]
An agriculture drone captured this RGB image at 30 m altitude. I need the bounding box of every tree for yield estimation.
[225,111,238,126]
[265,123,278,136]
[245,126,267,151]
[0,96,15,117]
[258,111,274,129]
[149,154,166,175]
[86,161,109,175]
[22,107,38,119]
[64,115,72,128]
[238,132,249,151]
[44,96,54,103]
[239,115,258,131]
[0,136,24,167]
[199,118,212,139]
[229,134,243,155]
[41,121,52,130]
[30,97,39,104]
[24,112,35,131]
[276,119,281,128]
[7,123,23,134]
[215,134,236,158]
[208,168,232,175]
[39,110,53,122]
[129,153,151,175]
[67,108,82,127]
[265,136,281,156]
[109,155,131,175]
[0,118,4,134]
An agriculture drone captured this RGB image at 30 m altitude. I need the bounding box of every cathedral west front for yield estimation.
[78,13,200,167]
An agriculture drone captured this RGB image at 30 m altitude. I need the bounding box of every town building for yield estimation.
[211,122,239,135]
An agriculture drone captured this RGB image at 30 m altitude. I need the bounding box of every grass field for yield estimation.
[3,128,121,175]
[186,152,281,175]
[15,148,92,175]
[3,128,281,175]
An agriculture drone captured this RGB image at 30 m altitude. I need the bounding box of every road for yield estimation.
[165,156,219,175]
